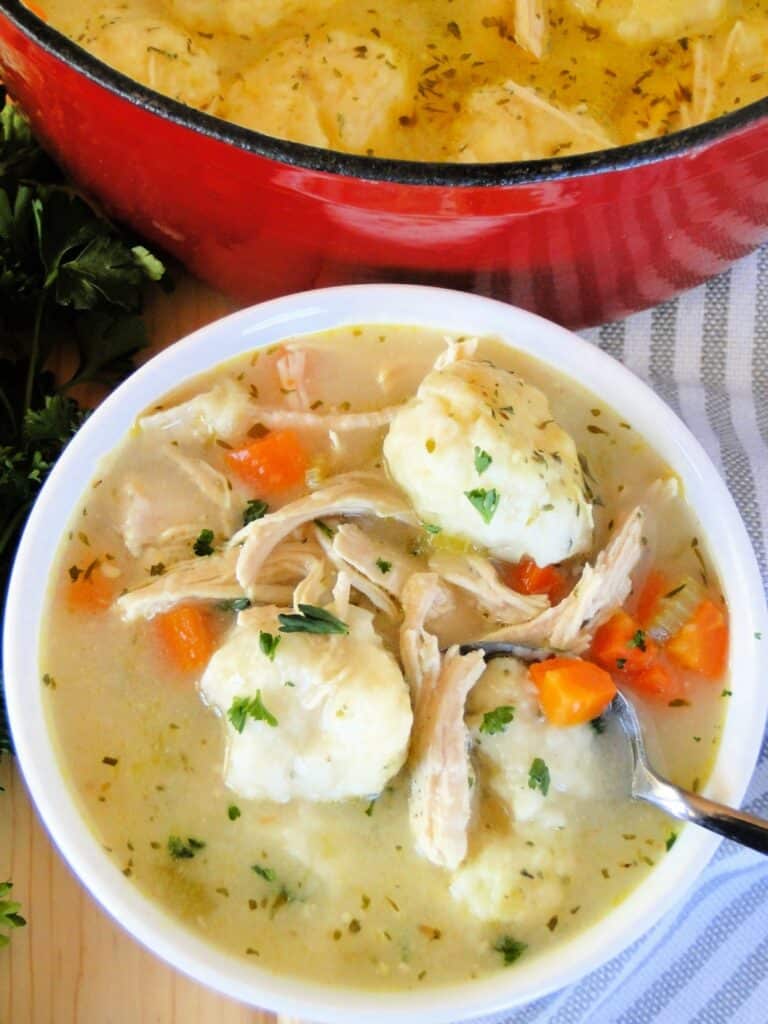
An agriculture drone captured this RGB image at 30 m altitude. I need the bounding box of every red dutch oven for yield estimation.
[1,0,767,328]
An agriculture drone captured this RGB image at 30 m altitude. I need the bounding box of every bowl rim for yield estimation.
[3,0,768,188]
[4,283,768,1022]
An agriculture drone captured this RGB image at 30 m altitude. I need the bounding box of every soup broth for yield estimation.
[41,326,728,989]
[40,0,768,161]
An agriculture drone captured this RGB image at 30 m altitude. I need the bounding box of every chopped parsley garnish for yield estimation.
[465,487,499,524]
[721,689,732,697]
[664,583,687,599]
[616,657,627,670]
[252,864,276,882]
[628,629,647,652]
[101,756,119,767]
[364,798,377,817]
[227,691,279,732]
[149,562,166,576]
[590,716,606,734]
[227,805,241,821]
[665,832,678,851]
[193,528,215,557]
[218,597,252,612]
[474,446,492,475]
[167,835,206,859]
[423,522,442,535]
[0,882,26,947]
[259,631,281,661]
[528,757,550,796]
[494,935,527,965]
[278,604,349,635]
[479,705,515,735]
[376,558,392,574]
[314,519,335,538]
[243,499,268,525]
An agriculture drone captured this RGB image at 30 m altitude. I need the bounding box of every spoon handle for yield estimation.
[641,780,768,855]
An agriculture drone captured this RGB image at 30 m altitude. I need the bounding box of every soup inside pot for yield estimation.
[37,0,768,161]
[41,325,729,989]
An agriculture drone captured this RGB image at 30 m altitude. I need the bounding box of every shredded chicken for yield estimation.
[242,404,401,432]
[409,645,487,871]
[162,446,237,529]
[399,573,444,705]
[681,38,716,127]
[138,379,255,443]
[276,348,311,410]
[483,504,645,651]
[314,525,399,619]
[233,472,417,587]
[116,550,291,621]
[515,0,548,59]
[428,551,548,624]
[118,538,326,621]
[332,523,420,600]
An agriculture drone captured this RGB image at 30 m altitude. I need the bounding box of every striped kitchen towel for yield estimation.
[478,247,768,1024]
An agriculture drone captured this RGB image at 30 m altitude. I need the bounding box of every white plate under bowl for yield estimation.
[5,285,767,1022]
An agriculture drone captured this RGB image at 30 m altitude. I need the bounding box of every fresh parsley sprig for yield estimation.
[278,604,350,636]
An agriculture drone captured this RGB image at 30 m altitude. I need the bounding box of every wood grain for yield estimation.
[0,274,303,1024]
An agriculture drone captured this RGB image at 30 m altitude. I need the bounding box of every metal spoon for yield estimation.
[459,640,768,855]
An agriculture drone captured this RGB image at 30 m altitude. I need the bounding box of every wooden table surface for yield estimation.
[0,277,307,1024]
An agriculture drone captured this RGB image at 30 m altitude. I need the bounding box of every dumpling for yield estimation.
[81,10,220,110]
[468,659,610,828]
[566,0,725,45]
[222,31,412,153]
[383,357,593,566]
[450,835,570,924]
[450,81,613,162]
[164,0,340,34]
[200,604,413,802]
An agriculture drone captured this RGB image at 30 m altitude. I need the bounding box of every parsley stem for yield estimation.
[22,288,47,417]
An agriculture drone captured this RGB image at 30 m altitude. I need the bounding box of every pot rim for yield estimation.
[3,0,768,188]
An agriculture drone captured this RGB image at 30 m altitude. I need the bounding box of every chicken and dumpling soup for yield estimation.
[39,0,768,161]
[42,327,730,988]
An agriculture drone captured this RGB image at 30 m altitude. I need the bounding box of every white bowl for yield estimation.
[5,285,767,1022]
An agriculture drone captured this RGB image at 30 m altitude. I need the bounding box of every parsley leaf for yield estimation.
[252,864,276,882]
[590,716,606,734]
[665,832,678,851]
[628,629,647,651]
[167,835,205,859]
[259,631,281,661]
[243,498,268,525]
[227,805,241,821]
[423,522,442,535]
[474,446,492,475]
[218,597,251,613]
[494,935,527,965]
[0,881,26,947]
[278,604,349,636]
[479,705,515,735]
[528,757,550,796]
[375,557,392,574]
[193,528,215,557]
[227,691,279,732]
[464,487,499,524]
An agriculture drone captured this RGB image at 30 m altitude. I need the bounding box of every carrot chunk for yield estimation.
[225,429,307,492]
[67,566,113,612]
[156,605,215,672]
[500,556,564,600]
[635,569,667,628]
[666,599,728,679]
[592,610,658,674]
[529,657,617,726]
[623,661,682,702]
